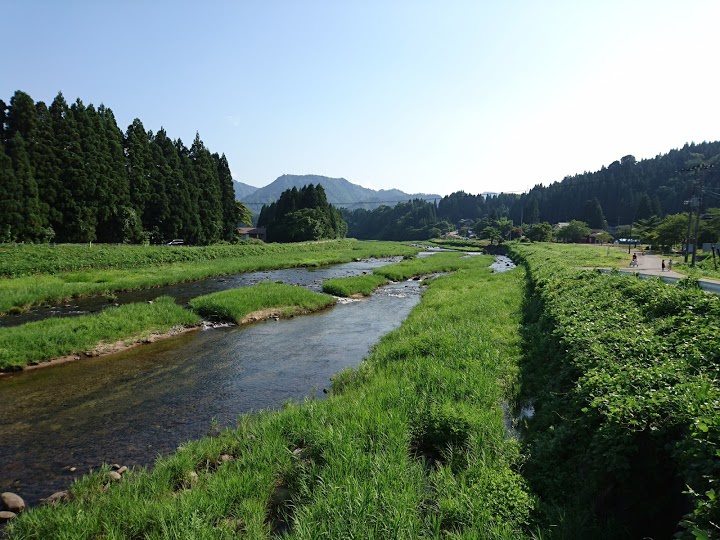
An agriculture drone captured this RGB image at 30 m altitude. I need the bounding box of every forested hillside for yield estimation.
[257,184,347,242]
[0,90,247,245]
[345,143,720,241]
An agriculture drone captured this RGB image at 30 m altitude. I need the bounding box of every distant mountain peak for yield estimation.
[239,174,441,212]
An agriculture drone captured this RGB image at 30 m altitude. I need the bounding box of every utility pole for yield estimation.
[680,164,714,265]
[684,182,695,263]
[691,174,704,267]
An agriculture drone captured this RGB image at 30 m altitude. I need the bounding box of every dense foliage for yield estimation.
[257,184,347,242]
[0,90,249,244]
[342,199,450,240]
[433,145,720,229]
[509,243,720,538]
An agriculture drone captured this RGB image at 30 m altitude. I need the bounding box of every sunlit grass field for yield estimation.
[6,254,534,538]
[0,240,418,315]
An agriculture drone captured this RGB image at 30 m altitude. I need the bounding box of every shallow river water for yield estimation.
[0,265,422,505]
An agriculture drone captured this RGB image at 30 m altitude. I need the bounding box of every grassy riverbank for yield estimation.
[322,252,495,297]
[0,297,201,371]
[0,240,418,315]
[509,242,720,538]
[190,283,336,324]
[5,256,534,538]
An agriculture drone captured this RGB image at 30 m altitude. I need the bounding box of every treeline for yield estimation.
[342,199,450,240]
[257,184,347,242]
[439,144,720,228]
[342,143,720,242]
[0,90,248,245]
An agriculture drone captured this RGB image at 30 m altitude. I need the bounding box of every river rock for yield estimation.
[43,490,70,504]
[110,463,122,471]
[188,471,199,484]
[107,471,122,482]
[1,492,25,513]
[117,465,128,475]
[0,511,17,521]
[219,454,232,463]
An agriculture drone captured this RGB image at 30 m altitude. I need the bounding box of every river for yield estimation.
[0,262,422,505]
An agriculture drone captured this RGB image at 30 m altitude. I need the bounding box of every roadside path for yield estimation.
[616,252,720,295]
[620,252,683,278]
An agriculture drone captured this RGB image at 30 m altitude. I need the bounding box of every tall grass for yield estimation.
[322,274,389,296]
[0,240,418,314]
[0,240,419,278]
[6,254,534,538]
[0,297,200,370]
[189,283,336,324]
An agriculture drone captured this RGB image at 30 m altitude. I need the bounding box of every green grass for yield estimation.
[189,283,336,324]
[0,240,419,278]
[373,251,493,281]
[6,253,534,538]
[322,252,495,297]
[322,274,389,297]
[0,296,201,370]
[423,238,488,251]
[0,240,418,315]
[510,241,631,269]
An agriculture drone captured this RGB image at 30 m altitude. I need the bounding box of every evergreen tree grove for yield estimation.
[1,90,244,245]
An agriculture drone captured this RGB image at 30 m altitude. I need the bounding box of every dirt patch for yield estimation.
[240,308,286,324]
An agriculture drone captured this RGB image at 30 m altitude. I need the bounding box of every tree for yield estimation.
[7,134,46,240]
[635,193,655,221]
[51,93,97,242]
[556,220,590,243]
[125,119,154,228]
[525,222,553,242]
[32,101,61,237]
[0,144,20,241]
[654,213,689,250]
[214,153,240,241]
[481,226,502,244]
[258,184,347,242]
[583,197,607,229]
[190,133,223,244]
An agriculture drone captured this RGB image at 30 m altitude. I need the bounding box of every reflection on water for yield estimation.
[0,281,421,504]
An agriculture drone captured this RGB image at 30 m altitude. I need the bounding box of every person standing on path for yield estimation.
[668,259,673,271]
[662,259,666,272]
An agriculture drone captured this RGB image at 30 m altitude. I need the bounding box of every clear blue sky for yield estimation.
[4,1,720,196]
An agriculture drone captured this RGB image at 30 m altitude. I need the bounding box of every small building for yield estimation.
[238,227,266,241]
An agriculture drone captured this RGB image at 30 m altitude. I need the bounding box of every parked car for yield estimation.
[167,239,184,246]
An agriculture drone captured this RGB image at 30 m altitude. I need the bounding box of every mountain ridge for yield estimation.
[238,174,441,211]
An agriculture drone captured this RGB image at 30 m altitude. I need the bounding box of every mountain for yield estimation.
[239,174,441,212]
[232,180,258,200]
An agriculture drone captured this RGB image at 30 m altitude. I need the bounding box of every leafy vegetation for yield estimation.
[5,254,534,538]
[0,240,419,314]
[257,184,347,242]
[1,90,250,244]
[509,242,720,539]
[0,296,200,370]
[189,283,336,324]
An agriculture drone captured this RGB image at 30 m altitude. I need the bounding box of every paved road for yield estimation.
[620,252,683,278]
[616,252,720,295]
